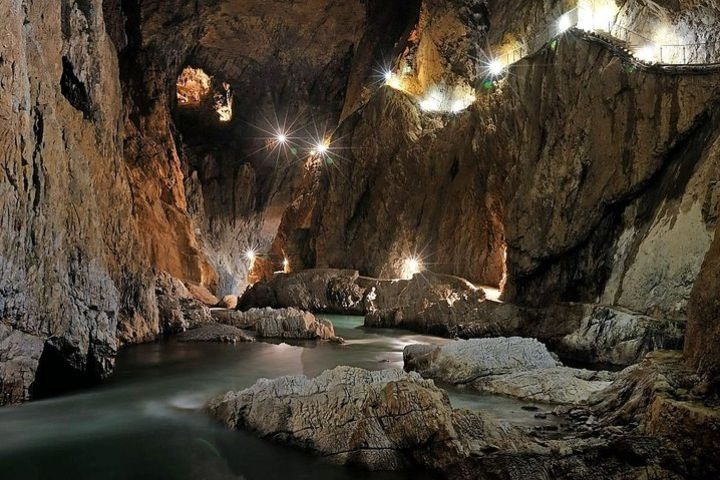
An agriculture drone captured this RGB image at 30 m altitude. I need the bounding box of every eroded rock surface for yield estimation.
[176,324,254,344]
[208,366,519,471]
[404,338,615,405]
[209,365,697,478]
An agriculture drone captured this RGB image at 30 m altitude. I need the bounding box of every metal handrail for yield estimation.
[492,5,720,68]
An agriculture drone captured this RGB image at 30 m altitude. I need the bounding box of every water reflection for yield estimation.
[0,315,552,479]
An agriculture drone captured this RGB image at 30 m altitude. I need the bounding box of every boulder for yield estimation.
[254,308,338,341]
[404,337,615,405]
[207,366,520,471]
[404,337,561,384]
[176,324,254,343]
[214,306,341,341]
[238,269,365,314]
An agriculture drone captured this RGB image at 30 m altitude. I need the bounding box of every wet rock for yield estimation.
[177,324,254,344]
[404,338,615,405]
[254,308,338,341]
[207,366,521,471]
[590,351,720,477]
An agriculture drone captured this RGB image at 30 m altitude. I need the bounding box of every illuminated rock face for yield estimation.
[0,0,157,403]
[277,0,720,319]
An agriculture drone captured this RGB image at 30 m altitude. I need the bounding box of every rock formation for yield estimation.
[208,367,481,471]
[209,365,696,478]
[176,324,254,344]
[404,338,615,404]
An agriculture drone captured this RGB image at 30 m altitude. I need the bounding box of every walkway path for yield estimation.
[494,6,720,73]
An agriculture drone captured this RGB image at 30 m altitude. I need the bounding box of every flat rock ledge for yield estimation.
[404,337,615,405]
[176,324,255,344]
[213,307,341,342]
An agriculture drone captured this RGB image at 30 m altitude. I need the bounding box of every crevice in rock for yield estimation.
[60,56,92,119]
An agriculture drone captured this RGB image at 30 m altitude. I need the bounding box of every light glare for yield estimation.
[635,44,657,63]
[401,256,424,279]
[558,14,572,33]
[488,59,505,76]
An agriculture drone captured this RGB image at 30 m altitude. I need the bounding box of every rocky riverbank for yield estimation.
[208,361,711,478]
[238,269,684,366]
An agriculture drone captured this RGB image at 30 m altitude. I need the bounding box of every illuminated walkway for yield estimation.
[493,6,720,73]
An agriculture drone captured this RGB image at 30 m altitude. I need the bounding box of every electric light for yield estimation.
[401,256,424,279]
[384,70,393,82]
[487,59,505,76]
[635,44,657,63]
[276,133,287,144]
[316,142,329,154]
[283,258,290,273]
[245,249,256,262]
[557,14,572,34]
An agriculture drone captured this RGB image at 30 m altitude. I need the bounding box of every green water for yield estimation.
[0,315,555,479]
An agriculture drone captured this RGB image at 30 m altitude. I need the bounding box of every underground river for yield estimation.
[0,316,560,479]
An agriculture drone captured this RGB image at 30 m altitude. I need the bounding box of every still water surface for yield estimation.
[0,315,551,480]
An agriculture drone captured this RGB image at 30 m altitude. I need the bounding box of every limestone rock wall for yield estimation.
[0,0,156,404]
[276,0,720,323]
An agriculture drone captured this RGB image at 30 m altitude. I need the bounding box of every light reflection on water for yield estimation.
[0,315,554,479]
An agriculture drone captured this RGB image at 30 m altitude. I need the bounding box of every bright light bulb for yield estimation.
[558,14,572,33]
[282,258,290,273]
[276,133,287,144]
[245,249,256,262]
[635,44,657,63]
[384,71,393,82]
[488,59,505,76]
[401,256,423,279]
[316,142,329,154]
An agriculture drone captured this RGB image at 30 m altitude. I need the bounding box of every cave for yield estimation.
[1,0,720,479]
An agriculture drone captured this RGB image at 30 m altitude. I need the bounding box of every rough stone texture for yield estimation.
[590,351,720,478]
[209,365,696,478]
[155,272,213,336]
[553,305,686,366]
[0,0,157,403]
[240,270,684,364]
[113,0,421,297]
[275,1,720,320]
[686,226,720,385]
[176,324,254,344]
[404,337,615,405]
[239,269,367,314]
[207,366,520,471]
[404,337,561,384]
[254,308,338,341]
[0,324,44,405]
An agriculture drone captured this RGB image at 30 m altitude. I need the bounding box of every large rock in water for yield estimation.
[207,366,521,471]
[404,338,615,405]
[214,307,339,341]
[176,324,254,344]
[254,308,338,341]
